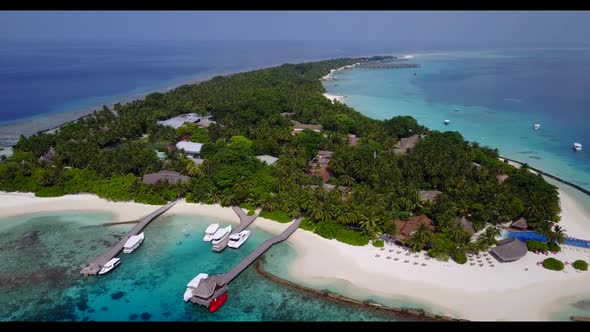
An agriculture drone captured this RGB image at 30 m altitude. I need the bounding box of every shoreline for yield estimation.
[1,192,590,320]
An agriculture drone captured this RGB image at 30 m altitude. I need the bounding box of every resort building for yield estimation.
[419,190,441,203]
[176,141,203,157]
[489,237,527,262]
[255,155,279,165]
[309,150,333,183]
[142,170,191,185]
[393,134,420,155]
[393,214,436,242]
[457,216,476,237]
[348,133,358,147]
[496,174,510,184]
[157,113,214,129]
[291,120,323,134]
[38,147,56,165]
[280,112,296,117]
[510,217,528,230]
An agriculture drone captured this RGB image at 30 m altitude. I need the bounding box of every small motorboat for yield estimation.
[227,230,252,249]
[444,119,450,125]
[533,123,541,130]
[573,143,582,151]
[203,223,220,242]
[98,258,121,275]
[208,293,228,313]
[183,273,209,302]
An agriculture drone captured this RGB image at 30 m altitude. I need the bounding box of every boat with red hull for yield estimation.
[208,293,228,312]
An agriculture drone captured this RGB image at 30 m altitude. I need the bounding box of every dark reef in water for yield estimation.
[140,312,152,320]
[129,313,138,321]
[243,305,254,314]
[111,291,125,300]
[101,306,108,311]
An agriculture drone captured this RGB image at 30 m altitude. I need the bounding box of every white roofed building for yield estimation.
[157,113,213,129]
[256,155,278,165]
[176,141,203,156]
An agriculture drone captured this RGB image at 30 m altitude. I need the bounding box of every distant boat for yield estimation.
[573,143,582,151]
[123,233,144,254]
[444,119,450,125]
[211,226,232,245]
[183,273,209,302]
[98,258,121,275]
[228,230,251,249]
[203,223,220,242]
[533,123,541,130]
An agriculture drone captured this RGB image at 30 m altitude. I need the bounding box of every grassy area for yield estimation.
[260,210,292,223]
[372,240,384,247]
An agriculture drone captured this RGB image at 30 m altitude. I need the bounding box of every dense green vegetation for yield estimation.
[573,260,588,271]
[526,240,549,252]
[0,57,562,257]
[547,242,561,252]
[542,258,565,271]
[372,240,384,248]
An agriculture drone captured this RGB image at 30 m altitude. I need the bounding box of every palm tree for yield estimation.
[186,162,202,178]
[552,224,567,244]
[407,223,433,252]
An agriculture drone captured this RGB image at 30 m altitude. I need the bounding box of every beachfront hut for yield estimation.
[291,120,323,134]
[176,141,203,156]
[457,216,476,237]
[419,190,441,203]
[393,134,420,155]
[280,112,296,117]
[489,238,527,262]
[309,150,333,183]
[38,147,56,165]
[496,174,510,184]
[393,215,435,242]
[142,170,191,185]
[256,155,279,165]
[510,217,528,230]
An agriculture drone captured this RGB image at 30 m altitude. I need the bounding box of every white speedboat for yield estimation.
[183,273,209,302]
[228,230,252,249]
[123,232,144,254]
[98,258,121,275]
[444,119,450,125]
[203,223,220,242]
[533,123,541,130]
[573,143,582,151]
[211,225,232,245]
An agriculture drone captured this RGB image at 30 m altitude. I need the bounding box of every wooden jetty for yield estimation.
[212,206,261,252]
[190,217,303,307]
[80,200,178,276]
[571,316,590,322]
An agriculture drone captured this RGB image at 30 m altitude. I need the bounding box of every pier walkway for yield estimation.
[191,216,303,306]
[80,200,178,276]
[212,206,260,252]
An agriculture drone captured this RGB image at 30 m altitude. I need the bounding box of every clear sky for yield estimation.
[1,11,589,44]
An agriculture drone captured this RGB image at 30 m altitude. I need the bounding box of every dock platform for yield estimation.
[80,200,178,276]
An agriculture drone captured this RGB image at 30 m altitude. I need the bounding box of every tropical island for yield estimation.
[1,56,589,320]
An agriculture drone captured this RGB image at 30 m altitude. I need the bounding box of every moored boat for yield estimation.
[533,123,541,130]
[211,226,232,245]
[444,119,450,125]
[203,223,220,242]
[573,143,582,151]
[228,230,251,249]
[123,232,144,254]
[208,293,228,313]
[98,258,121,275]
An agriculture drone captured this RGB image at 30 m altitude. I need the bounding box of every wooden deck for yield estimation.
[80,200,178,276]
[190,216,303,306]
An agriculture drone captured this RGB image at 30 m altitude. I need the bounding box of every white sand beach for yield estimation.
[323,93,345,104]
[1,190,590,321]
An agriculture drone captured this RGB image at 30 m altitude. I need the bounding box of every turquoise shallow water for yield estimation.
[0,211,411,321]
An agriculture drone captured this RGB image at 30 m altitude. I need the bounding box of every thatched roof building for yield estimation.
[457,216,475,236]
[511,217,528,230]
[496,174,509,184]
[142,170,191,185]
[393,134,419,155]
[490,238,527,262]
[394,214,435,241]
[419,190,441,203]
[39,147,56,165]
